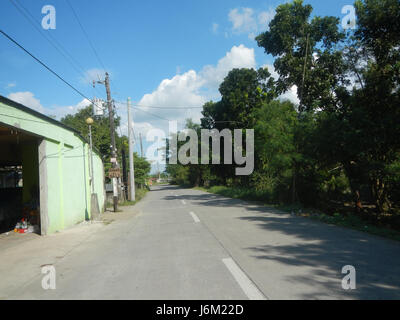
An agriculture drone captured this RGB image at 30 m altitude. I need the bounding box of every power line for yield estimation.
[10,0,82,75]
[0,29,95,105]
[133,107,172,122]
[135,104,203,109]
[114,100,204,109]
[116,101,241,124]
[65,0,122,99]
[9,0,104,99]
[65,0,107,71]
[116,102,241,123]
[9,0,104,98]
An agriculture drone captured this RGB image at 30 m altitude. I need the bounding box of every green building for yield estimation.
[0,95,105,235]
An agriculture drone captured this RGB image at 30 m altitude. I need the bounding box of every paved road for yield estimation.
[8,185,400,299]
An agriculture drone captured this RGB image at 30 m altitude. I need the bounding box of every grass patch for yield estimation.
[307,212,400,241]
[196,185,400,242]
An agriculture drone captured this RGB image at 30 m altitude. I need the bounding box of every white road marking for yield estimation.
[222,258,266,300]
[181,200,186,205]
[189,211,200,223]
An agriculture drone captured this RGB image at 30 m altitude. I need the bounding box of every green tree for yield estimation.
[256,0,347,113]
[344,0,400,212]
[61,105,120,161]
[200,68,275,185]
[133,152,151,186]
[253,100,299,202]
[202,68,275,130]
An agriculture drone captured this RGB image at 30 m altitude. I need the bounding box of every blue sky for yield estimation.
[0,0,352,169]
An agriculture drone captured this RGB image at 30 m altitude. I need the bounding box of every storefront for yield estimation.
[0,95,105,235]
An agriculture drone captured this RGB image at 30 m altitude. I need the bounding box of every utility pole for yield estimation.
[127,97,135,201]
[139,133,144,158]
[87,119,95,193]
[104,72,119,212]
[121,147,128,200]
[93,73,118,211]
[86,117,100,219]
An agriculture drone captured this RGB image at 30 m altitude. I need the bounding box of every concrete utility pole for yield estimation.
[121,147,128,201]
[104,72,119,212]
[127,97,135,201]
[139,132,144,158]
[87,118,95,193]
[86,117,100,220]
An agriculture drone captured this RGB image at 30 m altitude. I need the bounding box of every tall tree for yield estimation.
[256,0,347,113]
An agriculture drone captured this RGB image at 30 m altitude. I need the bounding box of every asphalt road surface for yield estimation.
[9,185,400,299]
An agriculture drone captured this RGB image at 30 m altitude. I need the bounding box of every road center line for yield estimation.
[222,258,266,300]
[189,211,200,223]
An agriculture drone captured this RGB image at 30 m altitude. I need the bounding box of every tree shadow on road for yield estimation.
[239,213,400,299]
[163,190,400,299]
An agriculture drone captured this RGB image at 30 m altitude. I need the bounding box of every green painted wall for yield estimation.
[0,98,105,234]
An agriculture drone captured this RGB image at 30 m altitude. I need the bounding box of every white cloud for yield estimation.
[5,82,16,89]
[228,7,275,38]
[263,63,279,79]
[6,91,92,119]
[200,44,256,90]
[212,23,219,34]
[134,70,205,130]
[280,85,299,105]
[80,68,107,84]
[132,45,257,132]
[133,122,156,137]
[139,70,206,112]
[258,8,275,30]
[7,91,44,113]
[229,8,257,34]
[118,120,156,139]
[263,64,300,105]
[48,98,92,119]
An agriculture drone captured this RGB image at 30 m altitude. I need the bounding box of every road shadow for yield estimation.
[163,191,284,213]
[150,185,182,192]
[240,214,400,299]
[165,188,400,299]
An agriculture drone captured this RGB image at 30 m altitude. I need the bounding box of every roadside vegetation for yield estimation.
[166,0,400,238]
[196,185,400,241]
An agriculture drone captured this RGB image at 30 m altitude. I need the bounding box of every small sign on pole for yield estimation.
[108,168,121,178]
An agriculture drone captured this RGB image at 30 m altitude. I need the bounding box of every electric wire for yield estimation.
[114,100,203,109]
[65,0,107,71]
[10,0,104,98]
[0,29,102,109]
[65,0,122,99]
